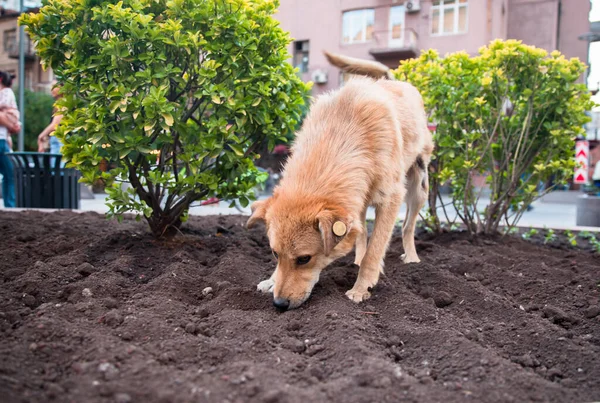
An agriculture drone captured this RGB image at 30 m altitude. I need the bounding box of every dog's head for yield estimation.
[247,194,359,310]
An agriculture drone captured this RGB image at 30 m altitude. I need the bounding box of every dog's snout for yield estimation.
[273,297,290,311]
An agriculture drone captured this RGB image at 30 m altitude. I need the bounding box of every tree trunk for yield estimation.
[147,212,183,238]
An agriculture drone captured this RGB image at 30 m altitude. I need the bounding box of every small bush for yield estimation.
[396,40,595,235]
[21,0,309,236]
[15,89,55,151]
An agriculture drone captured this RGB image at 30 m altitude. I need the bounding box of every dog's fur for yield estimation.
[247,51,434,309]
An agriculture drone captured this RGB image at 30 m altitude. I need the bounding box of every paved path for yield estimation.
[1,192,598,232]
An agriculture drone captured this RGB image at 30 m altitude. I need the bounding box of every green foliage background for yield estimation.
[16,89,55,151]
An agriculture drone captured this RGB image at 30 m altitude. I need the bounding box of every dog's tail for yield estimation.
[324,51,395,80]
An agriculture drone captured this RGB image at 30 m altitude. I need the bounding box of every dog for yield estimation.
[247,51,434,311]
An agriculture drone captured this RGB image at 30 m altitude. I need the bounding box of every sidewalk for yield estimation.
[1,192,599,232]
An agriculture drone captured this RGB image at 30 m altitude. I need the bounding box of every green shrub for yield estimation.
[15,89,55,151]
[21,0,309,236]
[396,40,595,235]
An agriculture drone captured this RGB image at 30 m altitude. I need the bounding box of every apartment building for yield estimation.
[277,0,591,94]
[0,2,53,93]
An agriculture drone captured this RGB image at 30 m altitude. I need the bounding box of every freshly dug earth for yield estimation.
[0,212,599,403]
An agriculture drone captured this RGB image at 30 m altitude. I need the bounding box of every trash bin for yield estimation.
[7,152,81,209]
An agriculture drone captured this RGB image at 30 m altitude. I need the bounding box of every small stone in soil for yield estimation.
[305,344,325,357]
[262,389,284,403]
[82,288,93,298]
[202,287,213,296]
[511,354,540,368]
[433,291,454,308]
[97,362,119,380]
[385,335,402,347]
[114,393,132,403]
[16,234,35,242]
[196,324,212,337]
[373,376,392,388]
[22,294,36,308]
[246,384,261,397]
[547,367,563,380]
[185,323,197,335]
[584,305,600,319]
[120,332,133,341]
[194,308,210,318]
[103,298,119,309]
[542,305,579,328]
[103,310,124,328]
[33,261,48,271]
[77,263,96,277]
[281,338,305,353]
[45,382,65,398]
[217,281,231,290]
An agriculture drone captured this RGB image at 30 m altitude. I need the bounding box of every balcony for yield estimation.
[369,28,418,64]
[578,21,600,42]
[0,0,43,12]
[5,33,35,61]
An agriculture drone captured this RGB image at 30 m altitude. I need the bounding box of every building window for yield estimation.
[342,9,375,44]
[293,40,309,73]
[3,29,16,53]
[431,0,468,36]
[389,5,406,47]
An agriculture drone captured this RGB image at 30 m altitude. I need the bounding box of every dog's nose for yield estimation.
[273,297,290,311]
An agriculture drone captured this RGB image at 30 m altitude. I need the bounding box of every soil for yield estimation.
[0,211,599,403]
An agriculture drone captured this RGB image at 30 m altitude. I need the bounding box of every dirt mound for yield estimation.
[0,211,598,402]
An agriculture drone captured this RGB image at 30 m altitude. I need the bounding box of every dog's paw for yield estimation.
[401,253,420,264]
[257,278,275,294]
[345,287,371,303]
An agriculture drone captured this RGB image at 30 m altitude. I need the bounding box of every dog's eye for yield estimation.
[272,251,279,260]
[296,255,311,265]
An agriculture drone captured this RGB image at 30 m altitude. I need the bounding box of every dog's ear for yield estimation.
[316,207,352,256]
[247,198,271,229]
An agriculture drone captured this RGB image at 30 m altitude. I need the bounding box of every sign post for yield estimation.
[574,140,589,185]
[18,0,25,152]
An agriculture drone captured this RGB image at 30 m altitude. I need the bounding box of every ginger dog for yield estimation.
[247,51,434,311]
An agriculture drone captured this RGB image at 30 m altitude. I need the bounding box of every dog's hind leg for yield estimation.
[354,206,368,266]
[402,156,429,263]
[346,186,405,303]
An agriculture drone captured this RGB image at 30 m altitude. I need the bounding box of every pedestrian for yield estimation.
[593,161,600,189]
[0,70,19,208]
[37,83,63,154]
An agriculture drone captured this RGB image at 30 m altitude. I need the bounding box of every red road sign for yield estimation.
[574,140,589,184]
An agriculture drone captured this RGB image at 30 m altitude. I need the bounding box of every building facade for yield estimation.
[0,5,53,94]
[276,0,591,94]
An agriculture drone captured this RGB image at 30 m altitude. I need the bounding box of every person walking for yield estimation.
[0,71,18,208]
[593,160,600,189]
[37,84,63,154]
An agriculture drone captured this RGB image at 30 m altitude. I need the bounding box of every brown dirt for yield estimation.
[0,211,599,403]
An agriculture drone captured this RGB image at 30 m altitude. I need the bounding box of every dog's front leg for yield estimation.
[257,269,277,294]
[346,196,402,303]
